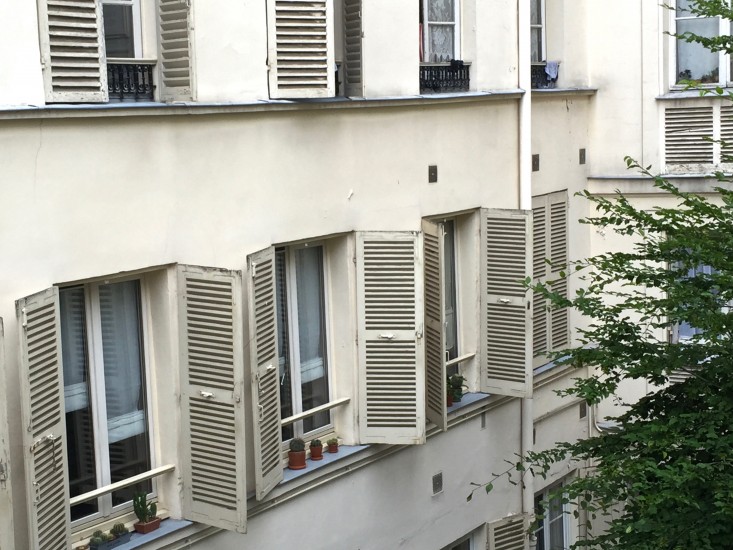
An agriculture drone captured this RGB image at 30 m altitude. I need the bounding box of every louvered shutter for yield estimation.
[665,106,714,164]
[16,288,71,550]
[267,0,335,98]
[721,105,733,162]
[356,231,426,445]
[479,210,532,398]
[36,0,108,103]
[532,203,548,363]
[246,248,284,499]
[343,0,363,97]
[487,515,529,550]
[178,266,246,532]
[549,198,569,350]
[158,0,194,101]
[422,220,447,431]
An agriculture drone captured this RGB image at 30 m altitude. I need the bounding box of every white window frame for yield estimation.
[534,484,569,550]
[278,243,334,442]
[101,0,143,59]
[421,0,461,62]
[63,276,157,528]
[530,0,546,63]
[670,1,731,88]
[443,219,461,367]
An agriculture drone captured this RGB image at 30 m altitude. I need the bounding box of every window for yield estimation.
[535,487,569,550]
[443,220,459,370]
[673,0,729,85]
[420,0,461,62]
[530,0,545,62]
[101,0,142,58]
[275,245,332,441]
[60,281,153,523]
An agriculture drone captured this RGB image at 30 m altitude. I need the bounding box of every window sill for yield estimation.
[281,444,370,483]
[447,391,490,413]
[657,88,732,100]
[73,519,194,550]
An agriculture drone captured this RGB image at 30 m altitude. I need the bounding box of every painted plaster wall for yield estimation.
[544,0,589,88]
[0,0,44,106]
[472,0,520,90]
[205,401,523,550]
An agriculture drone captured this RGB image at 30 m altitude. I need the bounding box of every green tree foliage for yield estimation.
[519,164,733,549]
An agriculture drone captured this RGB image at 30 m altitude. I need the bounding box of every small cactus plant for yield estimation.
[310,438,322,448]
[110,522,128,536]
[289,437,306,452]
[327,437,338,446]
[89,535,105,547]
[133,491,157,524]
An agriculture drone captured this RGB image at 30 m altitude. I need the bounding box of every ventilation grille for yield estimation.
[189,397,237,509]
[365,340,417,427]
[159,0,191,92]
[185,276,235,391]
[274,0,329,91]
[665,106,714,164]
[486,303,527,383]
[27,302,62,437]
[491,516,527,550]
[46,0,103,94]
[486,216,528,297]
[432,471,443,495]
[363,240,416,330]
[343,0,362,88]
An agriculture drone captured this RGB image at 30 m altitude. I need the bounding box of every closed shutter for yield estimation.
[343,0,363,97]
[356,231,426,445]
[480,209,532,398]
[267,0,335,98]
[158,0,194,101]
[549,199,569,349]
[422,220,447,431]
[665,106,714,164]
[487,514,529,550]
[178,266,246,532]
[16,288,71,550]
[36,0,108,103]
[246,247,284,500]
[532,203,548,361]
[720,105,733,162]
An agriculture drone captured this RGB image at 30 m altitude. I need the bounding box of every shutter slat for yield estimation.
[178,266,246,533]
[158,0,193,101]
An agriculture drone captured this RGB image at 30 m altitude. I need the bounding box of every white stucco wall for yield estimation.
[0,0,45,107]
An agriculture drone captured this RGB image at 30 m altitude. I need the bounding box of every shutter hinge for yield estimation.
[21,307,28,329]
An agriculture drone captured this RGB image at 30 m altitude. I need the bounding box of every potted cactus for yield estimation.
[309,438,323,460]
[288,437,307,470]
[89,530,111,549]
[133,491,161,534]
[327,437,339,453]
[109,523,131,546]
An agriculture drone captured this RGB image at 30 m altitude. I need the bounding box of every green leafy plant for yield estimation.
[133,491,157,524]
[448,374,467,400]
[289,437,306,452]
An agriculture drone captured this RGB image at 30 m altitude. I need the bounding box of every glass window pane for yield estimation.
[294,246,330,433]
[531,0,542,25]
[60,287,99,521]
[444,221,458,364]
[98,280,151,505]
[428,0,455,22]
[276,249,294,441]
[103,4,135,58]
[676,18,720,83]
[429,25,455,62]
[676,0,694,15]
[531,28,543,62]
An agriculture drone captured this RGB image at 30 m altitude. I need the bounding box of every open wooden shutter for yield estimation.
[487,514,529,550]
[422,220,447,431]
[480,209,532,398]
[158,0,194,101]
[267,0,335,98]
[246,247,284,500]
[532,201,548,365]
[36,0,108,103]
[356,231,425,445]
[549,198,569,349]
[16,288,71,550]
[178,266,246,532]
[343,0,363,97]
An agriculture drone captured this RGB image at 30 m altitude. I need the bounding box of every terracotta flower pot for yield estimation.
[310,445,323,460]
[447,391,454,407]
[134,517,161,534]
[288,450,307,470]
[327,443,338,453]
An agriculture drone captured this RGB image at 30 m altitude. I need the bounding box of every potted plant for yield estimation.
[446,378,454,407]
[327,437,339,453]
[448,374,467,402]
[89,530,111,550]
[310,438,323,460]
[288,437,307,470]
[109,523,131,546]
[133,491,161,534]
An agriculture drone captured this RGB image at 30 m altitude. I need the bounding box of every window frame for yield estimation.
[443,218,461,369]
[101,0,143,60]
[530,0,546,63]
[421,0,462,62]
[61,275,158,528]
[534,483,570,550]
[276,242,334,442]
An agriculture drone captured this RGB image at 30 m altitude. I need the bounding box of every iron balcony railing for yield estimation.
[531,62,559,89]
[107,59,156,102]
[420,60,470,94]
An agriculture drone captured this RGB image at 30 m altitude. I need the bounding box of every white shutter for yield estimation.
[480,209,532,398]
[487,514,529,550]
[532,203,548,363]
[423,220,447,431]
[158,0,194,101]
[178,266,246,533]
[246,247,284,500]
[36,0,108,103]
[16,288,71,550]
[549,198,569,350]
[343,0,363,97]
[267,0,335,98]
[356,231,425,445]
[665,106,714,164]
[721,105,733,162]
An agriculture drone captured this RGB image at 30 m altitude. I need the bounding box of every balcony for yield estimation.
[420,61,470,94]
[107,59,156,102]
[531,62,559,89]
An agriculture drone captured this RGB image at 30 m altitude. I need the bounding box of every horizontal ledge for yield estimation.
[69,464,176,506]
[281,397,351,427]
[107,58,158,65]
[445,352,476,368]
[531,87,597,97]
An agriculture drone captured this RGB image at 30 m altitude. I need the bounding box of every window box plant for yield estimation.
[309,438,323,461]
[288,437,307,470]
[133,491,161,534]
[327,437,339,453]
[448,374,467,402]
[88,524,131,549]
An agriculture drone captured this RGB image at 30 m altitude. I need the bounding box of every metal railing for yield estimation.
[531,63,558,89]
[420,60,470,94]
[107,59,156,102]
